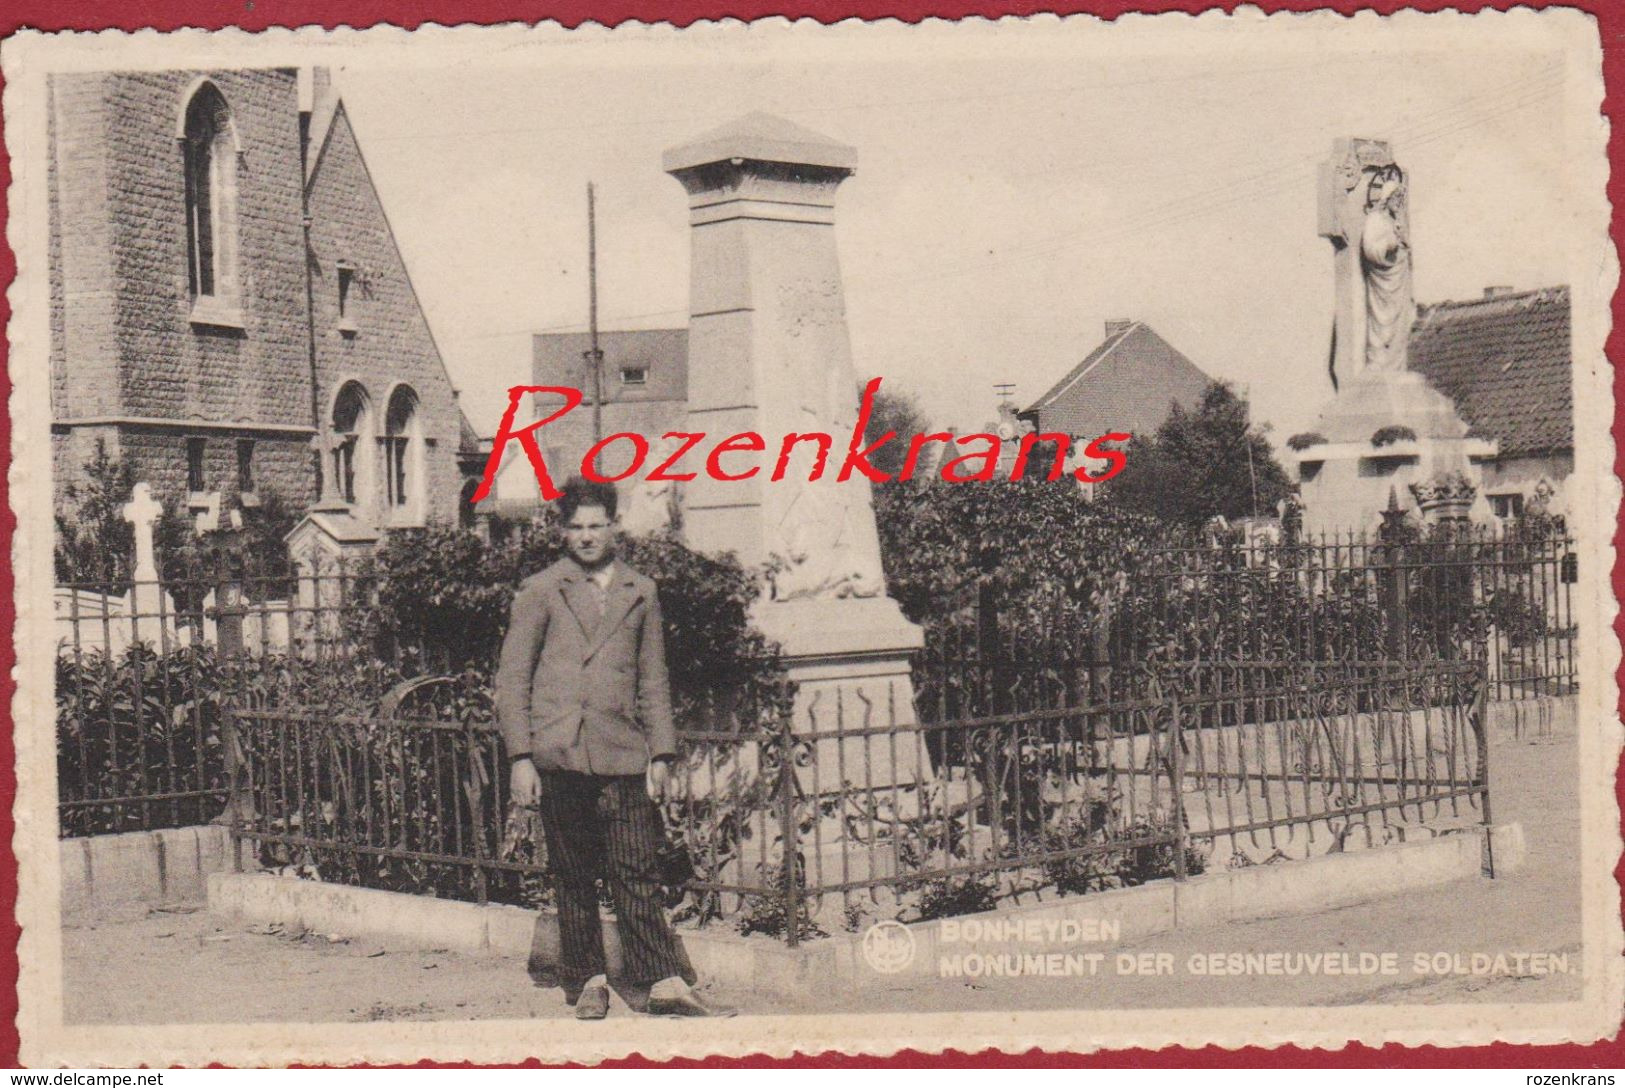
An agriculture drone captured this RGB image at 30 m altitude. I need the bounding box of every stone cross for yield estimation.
[121,482,163,586]
[1317,137,1400,387]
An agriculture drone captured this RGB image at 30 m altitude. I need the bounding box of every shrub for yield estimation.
[1286,432,1327,452]
[861,380,933,479]
[347,521,787,723]
[1114,813,1208,886]
[1041,799,1118,896]
[874,476,1167,630]
[1101,381,1295,527]
[55,643,226,835]
[1370,425,1417,447]
[736,889,827,941]
[911,874,999,922]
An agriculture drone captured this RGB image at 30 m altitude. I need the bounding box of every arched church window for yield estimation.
[181,82,242,321]
[382,385,424,523]
[330,382,372,506]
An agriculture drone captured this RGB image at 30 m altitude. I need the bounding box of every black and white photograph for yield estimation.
[4,10,1619,1065]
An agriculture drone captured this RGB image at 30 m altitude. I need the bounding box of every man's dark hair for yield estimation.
[558,476,618,522]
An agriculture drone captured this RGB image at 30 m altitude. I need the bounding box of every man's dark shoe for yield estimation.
[575,985,610,1021]
[646,990,737,1018]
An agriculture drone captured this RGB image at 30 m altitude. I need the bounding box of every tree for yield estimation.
[55,442,192,590]
[860,379,932,480]
[55,441,139,588]
[1101,381,1294,527]
[874,476,1160,624]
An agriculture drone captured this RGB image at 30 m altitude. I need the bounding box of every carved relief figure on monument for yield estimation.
[760,270,890,602]
[767,397,888,603]
[1360,164,1416,373]
[769,477,887,602]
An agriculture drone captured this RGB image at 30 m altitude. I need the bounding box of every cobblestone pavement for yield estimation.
[61,723,1582,1024]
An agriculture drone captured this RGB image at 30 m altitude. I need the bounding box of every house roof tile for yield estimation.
[1408,286,1571,458]
[1021,323,1213,440]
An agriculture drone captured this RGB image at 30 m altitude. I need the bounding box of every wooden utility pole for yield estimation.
[585,182,604,444]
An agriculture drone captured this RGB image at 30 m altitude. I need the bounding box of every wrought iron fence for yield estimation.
[221,656,1486,946]
[55,522,1554,842]
[760,657,1488,941]
[56,575,229,836]
[54,552,466,836]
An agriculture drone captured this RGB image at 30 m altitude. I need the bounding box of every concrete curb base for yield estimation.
[208,821,1522,994]
[1486,694,1576,736]
[64,824,245,912]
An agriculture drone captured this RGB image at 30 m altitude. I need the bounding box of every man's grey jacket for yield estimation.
[494,558,677,776]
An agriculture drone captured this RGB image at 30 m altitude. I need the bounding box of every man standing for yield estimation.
[496,477,733,1019]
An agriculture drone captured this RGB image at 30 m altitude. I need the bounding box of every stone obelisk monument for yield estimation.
[1293,138,1495,535]
[664,113,924,791]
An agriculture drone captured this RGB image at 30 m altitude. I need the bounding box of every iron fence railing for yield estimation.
[53,546,485,836]
[55,577,229,836]
[223,657,1487,946]
[754,657,1488,940]
[55,524,1553,840]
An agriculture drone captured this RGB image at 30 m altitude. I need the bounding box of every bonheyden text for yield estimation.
[471,378,1130,503]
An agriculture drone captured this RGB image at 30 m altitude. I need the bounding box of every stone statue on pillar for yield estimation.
[1295,138,1495,536]
[1318,139,1417,385]
[1359,164,1415,374]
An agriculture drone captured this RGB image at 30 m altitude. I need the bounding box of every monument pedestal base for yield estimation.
[1292,371,1497,535]
[752,596,927,796]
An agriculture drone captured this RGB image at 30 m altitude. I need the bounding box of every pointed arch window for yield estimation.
[181,82,242,324]
[382,386,425,525]
[330,382,373,507]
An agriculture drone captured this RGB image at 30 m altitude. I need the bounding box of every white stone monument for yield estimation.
[1293,138,1495,536]
[664,113,924,795]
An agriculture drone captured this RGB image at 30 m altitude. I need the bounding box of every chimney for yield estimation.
[1105,319,1135,338]
[1483,286,1516,300]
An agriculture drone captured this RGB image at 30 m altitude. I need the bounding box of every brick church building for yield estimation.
[49,66,478,531]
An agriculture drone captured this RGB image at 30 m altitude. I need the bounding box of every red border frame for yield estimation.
[2,0,1620,1069]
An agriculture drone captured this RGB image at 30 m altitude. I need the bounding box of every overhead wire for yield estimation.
[433,63,1563,342]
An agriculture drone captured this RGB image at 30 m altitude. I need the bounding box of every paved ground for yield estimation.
[61,723,1582,1024]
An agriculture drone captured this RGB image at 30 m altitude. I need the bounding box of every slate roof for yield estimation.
[1020,322,1213,441]
[1408,286,1572,458]
[457,410,485,460]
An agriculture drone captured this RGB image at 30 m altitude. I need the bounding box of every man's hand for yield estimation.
[646,759,671,803]
[510,757,541,806]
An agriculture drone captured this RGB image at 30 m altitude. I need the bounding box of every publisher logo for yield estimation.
[862,921,916,974]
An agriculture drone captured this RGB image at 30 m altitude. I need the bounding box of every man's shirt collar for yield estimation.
[562,557,627,585]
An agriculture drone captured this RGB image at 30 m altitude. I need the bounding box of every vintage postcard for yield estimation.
[5,9,1620,1066]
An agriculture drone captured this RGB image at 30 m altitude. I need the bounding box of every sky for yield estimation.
[330,17,1588,444]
